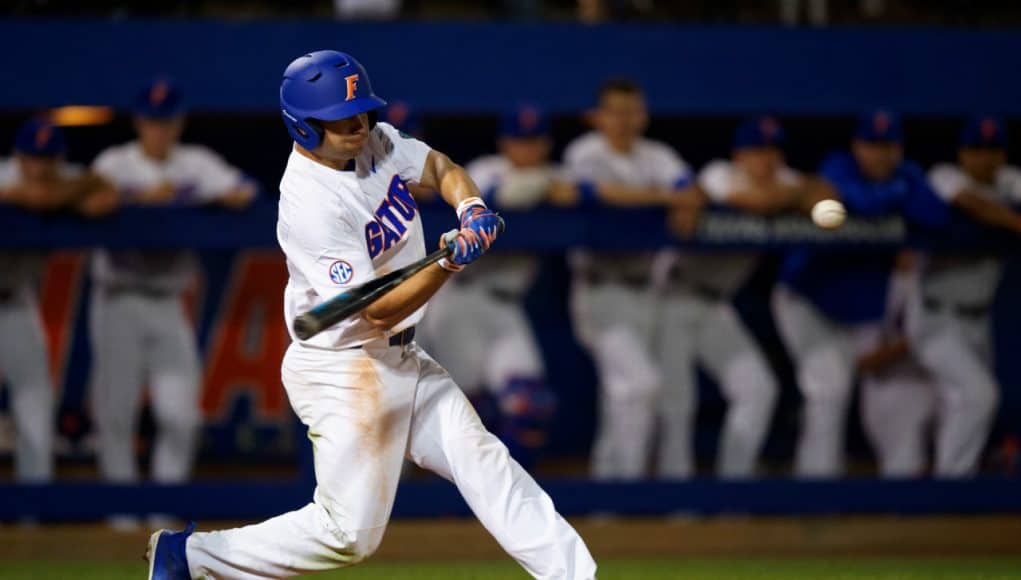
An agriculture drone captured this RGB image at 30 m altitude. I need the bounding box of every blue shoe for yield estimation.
[146,521,195,580]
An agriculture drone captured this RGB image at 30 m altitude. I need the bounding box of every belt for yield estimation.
[922,296,990,319]
[387,326,416,347]
[488,288,524,303]
[583,272,650,288]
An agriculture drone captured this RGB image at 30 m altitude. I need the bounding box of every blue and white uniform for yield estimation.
[905,116,1021,477]
[773,110,950,477]
[563,129,692,480]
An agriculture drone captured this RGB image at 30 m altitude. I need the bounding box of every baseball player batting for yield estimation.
[146,50,596,579]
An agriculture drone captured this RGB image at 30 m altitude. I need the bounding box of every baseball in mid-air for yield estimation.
[811,199,847,229]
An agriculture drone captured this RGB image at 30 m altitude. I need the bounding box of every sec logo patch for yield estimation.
[328,260,354,285]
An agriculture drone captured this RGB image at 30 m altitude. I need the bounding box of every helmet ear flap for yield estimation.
[282,111,324,150]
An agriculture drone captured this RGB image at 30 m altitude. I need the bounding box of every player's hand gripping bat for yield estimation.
[292,218,504,340]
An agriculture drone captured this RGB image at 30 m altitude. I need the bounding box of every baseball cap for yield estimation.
[500,104,549,139]
[381,101,422,135]
[13,118,67,157]
[134,77,185,119]
[855,109,903,143]
[960,115,1008,149]
[733,116,786,150]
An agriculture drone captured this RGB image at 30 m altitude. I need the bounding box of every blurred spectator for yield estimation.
[653,117,815,479]
[772,109,950,478]
[0,118,117,483]
[380,101,423,137]
[860,251,935,478]
[420,105,558,469]
[88,78,256,495]
[562,78,696,480]
[906,115,1021,477]
[578,0,653,22]
[333,0,401,19]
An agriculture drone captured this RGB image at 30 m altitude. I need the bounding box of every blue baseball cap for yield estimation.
[500,104,549,139]
[733,116,785,150]
[960,115,1008,149]
[381,101,422,135]
[13,118,67,157]
[134,77,185,118]
[855,109,903,143]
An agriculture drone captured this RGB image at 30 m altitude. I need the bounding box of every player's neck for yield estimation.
[295,144,355,171]
[139,143,173,162]
[605,135,636,154]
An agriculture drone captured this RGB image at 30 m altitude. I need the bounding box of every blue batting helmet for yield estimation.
[14,118,67,158]
[279,50,387,150]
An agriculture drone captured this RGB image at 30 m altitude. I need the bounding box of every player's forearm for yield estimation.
[955,190,1021,233]
[362,264,451,330]
[437,166,482,209]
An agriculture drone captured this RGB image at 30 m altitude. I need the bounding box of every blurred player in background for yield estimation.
[859,251,935,477]
[773,110,950,477]
[563,78,699,480]
[89,79,256,492]
[654,117,809,479]
[421,105,558,469]
[906,115,1021,477]
[0,118,116,482]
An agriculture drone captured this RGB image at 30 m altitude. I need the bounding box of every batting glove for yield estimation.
[437,227,488,271]
[456,197,501,250]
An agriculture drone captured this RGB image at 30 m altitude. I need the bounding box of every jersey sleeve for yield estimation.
[562,139,602,182]
[927,164,970,203]
[377,122,432,184]
[654,144,694,189]
[90,148,121,183]
[191,147,246,202]
[697,160,736,203]
[998,166,1021,203]
[277,191,377,305]
[0,159,18,189]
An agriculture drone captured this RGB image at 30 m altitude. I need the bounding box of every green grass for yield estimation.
[2,558,1020,579]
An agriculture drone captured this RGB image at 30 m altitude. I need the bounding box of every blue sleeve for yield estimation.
[900,163,952,229]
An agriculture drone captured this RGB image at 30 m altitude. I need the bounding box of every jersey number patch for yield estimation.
[364,175,419,259]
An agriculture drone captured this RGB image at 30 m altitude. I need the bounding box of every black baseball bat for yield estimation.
[292,216,504,340]
[292,245,452,340]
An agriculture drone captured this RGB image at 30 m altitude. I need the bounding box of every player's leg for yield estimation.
[407,346,597,579]
[573,282,659,480]
[484,299,552,469]
[0,294,55,481]
[860,362,934,477]
[697,301,778,478]
[915,315,998,477]
[89,291,147,482]
[146,296,202,482]
[654,292,698,479]
[772,286,856,477]
[186,343,416,577]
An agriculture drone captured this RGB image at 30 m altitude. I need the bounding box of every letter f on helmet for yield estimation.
[345,74,360,101]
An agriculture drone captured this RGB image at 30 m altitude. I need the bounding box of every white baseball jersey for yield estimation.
[278,122,431,350]
[925,163,1021,303]
[90,141,246,292]
[563,131,691,279]
[660,159,804,296]
[0,158,81,291]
